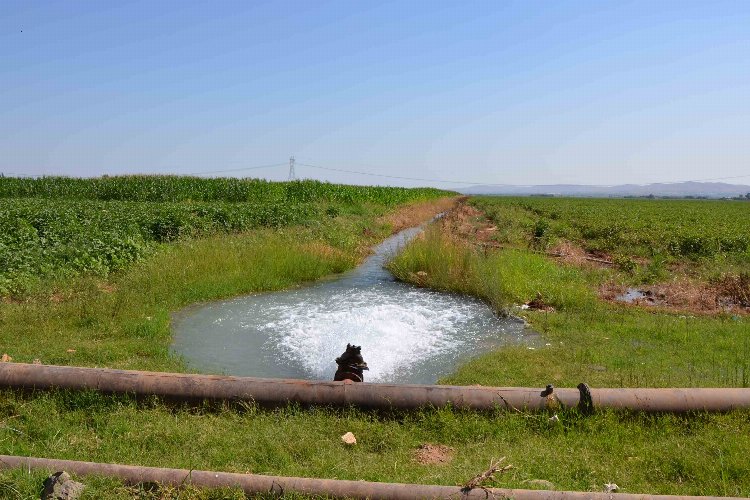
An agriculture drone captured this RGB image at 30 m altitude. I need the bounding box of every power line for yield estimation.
[298,162,512,186]
[299,162,750,187]
[186,162,287,176]
[0,163,287,178]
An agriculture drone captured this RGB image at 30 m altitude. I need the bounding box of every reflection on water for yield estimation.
[172,224,534,384]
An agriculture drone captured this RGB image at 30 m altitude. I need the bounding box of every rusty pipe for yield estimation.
[2,363,750,412]
[0,455,742,500]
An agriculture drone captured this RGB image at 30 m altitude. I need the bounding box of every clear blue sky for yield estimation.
[2,1,749,187]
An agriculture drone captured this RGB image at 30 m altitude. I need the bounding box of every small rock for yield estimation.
[416,271,428,278]
[42,471,84,500]
[341,432,357,445]
[604,483,619,493]
[522,479,556,490]
[1,353,12,362]
[33,358,42,365]
[548,414,560,424]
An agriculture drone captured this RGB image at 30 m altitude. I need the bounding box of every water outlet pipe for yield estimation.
[0,455,743,500]
[2,363,750,413]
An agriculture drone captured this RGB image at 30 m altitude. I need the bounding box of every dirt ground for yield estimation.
[600,279,749,315]
[413,443,454,465]
[437,200,500,245]
[381,196,460,234]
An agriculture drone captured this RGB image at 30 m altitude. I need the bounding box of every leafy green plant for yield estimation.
[0,177,452,296]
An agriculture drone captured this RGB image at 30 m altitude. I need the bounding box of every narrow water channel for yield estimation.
[172,221,534,384]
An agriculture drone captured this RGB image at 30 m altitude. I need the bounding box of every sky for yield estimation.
[1,1,749,187]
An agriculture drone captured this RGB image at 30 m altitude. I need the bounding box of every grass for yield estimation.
[1,391,749,498]
[1,194,749,498]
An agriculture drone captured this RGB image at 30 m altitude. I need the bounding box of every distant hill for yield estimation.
[459,181,750,198]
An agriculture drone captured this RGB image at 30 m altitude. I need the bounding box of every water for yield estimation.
[616,288,656,305]
[172,224,534,384]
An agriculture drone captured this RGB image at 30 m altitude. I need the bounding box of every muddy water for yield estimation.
[172,223,534,384]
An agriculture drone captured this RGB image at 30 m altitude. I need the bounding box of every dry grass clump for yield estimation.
[714,272,750,308]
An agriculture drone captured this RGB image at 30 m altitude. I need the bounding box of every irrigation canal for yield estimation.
[172,221,534,384]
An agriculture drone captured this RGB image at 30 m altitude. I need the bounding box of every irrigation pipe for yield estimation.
[0,455,743,500]
[2,363,750,413]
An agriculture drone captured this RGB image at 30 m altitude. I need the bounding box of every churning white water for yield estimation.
[172,223,533,384]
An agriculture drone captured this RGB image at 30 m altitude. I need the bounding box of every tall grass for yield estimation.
[387,227,595,314]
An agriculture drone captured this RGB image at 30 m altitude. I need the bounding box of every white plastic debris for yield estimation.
[604,483,619,493]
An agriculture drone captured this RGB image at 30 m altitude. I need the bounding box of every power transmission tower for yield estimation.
[288,156,296,181]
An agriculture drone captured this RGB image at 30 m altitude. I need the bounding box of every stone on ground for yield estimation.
[41,471,84,500]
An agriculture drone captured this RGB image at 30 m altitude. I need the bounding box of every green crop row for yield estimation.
[472,196,750,258]
[0,199,320,295]
[0,175,449,205]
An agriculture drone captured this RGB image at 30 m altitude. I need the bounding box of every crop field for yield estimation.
[473,196,750,259]
[0,175,445,205]
[0,176,448,296]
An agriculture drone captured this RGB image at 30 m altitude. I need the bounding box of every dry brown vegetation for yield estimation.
[381,196,459,233]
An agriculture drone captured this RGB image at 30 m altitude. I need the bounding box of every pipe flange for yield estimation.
[577,382,594,416]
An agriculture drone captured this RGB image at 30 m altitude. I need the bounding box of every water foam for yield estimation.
[260,289,479,381]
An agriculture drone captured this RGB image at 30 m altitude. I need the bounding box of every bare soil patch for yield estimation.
[600,279,749,315]
[437,200,502,246]
[413,443,454,465]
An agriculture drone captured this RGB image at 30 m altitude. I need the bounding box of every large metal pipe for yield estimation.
[2,363,750,413]
[0,455,742,500]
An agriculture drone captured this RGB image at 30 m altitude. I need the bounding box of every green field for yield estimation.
[0,176,447,296]
[474,196,750,261]
[1,184,749,498]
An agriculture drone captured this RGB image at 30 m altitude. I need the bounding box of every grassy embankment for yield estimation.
[1,187,749,498]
